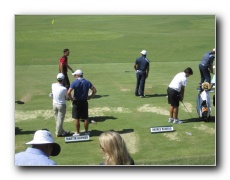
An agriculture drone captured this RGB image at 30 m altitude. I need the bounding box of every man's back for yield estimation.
[70,78,93,100]
[15,147,57,166]
[52,83,67,104]
[200,52,215,66]
[135,56,149,71]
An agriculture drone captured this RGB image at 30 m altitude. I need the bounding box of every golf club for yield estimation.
[181,101,193,119]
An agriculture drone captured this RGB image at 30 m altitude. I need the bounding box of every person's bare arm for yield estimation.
[180,86,185,102]
[67,65,74,73]
[87,86,97,100]
[67,88,73,101]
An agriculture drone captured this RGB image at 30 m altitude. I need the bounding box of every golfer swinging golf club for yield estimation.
[167,67,193,124]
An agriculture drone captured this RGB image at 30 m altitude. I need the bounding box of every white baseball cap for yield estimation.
[57,73,65,80]
[140,50,147,55]
[72,69,83,76]
[26,130,61,156]
[213,48,215,52]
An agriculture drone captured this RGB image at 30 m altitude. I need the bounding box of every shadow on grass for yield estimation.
[15,127,36,135]
[89,129,134,137]
[145,94,167,98]
[179,116,216,123]
[65,139,93,144]
[15,100,25,104]
[93,95,109,99]
[15,127,52,135]
[88,116,117,122]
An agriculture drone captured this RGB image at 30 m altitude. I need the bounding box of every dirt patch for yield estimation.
[163,132,180,141]
[138,104,169,116]
[15,110,53,122]
[193,124,215,135]
[18,91,46,102]
[180,102,193,112]
[20,93,32,102]
[15,109,74,122]
[89,107,131,116]
[15,106,131,122]
[34,90,46,95]
[120,88,131,92]
[121,132,139,154]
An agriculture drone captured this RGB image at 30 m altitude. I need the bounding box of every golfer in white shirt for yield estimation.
[167,67,193,124]
[51,73,70,137]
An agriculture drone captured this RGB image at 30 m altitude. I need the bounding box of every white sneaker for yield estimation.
[168,118,174,123]
[72,132,80,136]
[173,119,183,124]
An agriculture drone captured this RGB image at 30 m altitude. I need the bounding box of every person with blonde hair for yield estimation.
[99,131,134,165]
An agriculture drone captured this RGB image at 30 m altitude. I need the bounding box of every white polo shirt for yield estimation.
[52,83,68,105]
[169,72,187,92]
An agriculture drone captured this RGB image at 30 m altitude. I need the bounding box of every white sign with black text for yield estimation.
[65,135,90,143]
[150,126,174,133]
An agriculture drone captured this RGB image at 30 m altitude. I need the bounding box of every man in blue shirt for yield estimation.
[67,69,97,136]
[199,48,215,84]
[15,129,61,166]
[134,50,150,98]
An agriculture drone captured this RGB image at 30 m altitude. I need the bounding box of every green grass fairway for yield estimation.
[15,15,216,166]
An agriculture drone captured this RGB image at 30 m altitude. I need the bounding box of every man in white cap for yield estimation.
[133,50,150,98]
[67,69,97,136]
[51,73,70,137]
[15,129,61,166]
[198,48,215,86]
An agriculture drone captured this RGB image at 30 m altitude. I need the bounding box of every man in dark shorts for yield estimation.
[59,48,74,90]
[67,70,97,136]
[167,67,193,124]
[134,50,150,98]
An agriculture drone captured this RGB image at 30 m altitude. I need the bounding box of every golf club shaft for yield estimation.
[181,101,193,119]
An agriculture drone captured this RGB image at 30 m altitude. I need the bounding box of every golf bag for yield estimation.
[196,89,211,121]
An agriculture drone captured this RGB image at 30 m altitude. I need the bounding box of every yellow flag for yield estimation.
[52,19,54,25]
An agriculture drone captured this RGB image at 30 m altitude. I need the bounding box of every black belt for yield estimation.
[73,99,87,102]
[168,87,179,93]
